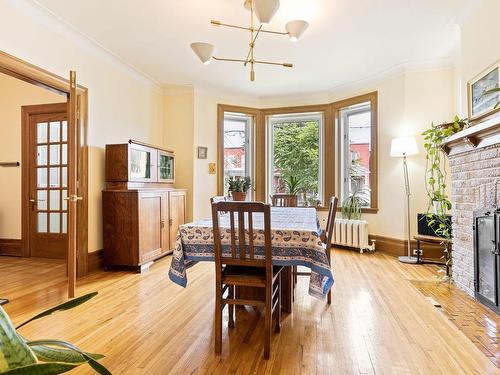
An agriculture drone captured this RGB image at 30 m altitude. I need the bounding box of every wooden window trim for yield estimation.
[332,91,378,213]
[217,91,378,213]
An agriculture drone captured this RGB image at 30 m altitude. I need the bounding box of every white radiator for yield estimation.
[332,219,374,253]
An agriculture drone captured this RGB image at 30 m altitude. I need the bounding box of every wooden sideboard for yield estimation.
[102,140,186,272]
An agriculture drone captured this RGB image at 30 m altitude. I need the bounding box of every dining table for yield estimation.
[168,206,334,313]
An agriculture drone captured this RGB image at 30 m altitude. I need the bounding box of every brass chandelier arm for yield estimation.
[254,60,293,68]
[212,56,293,68]
[211,20,288,36]
[244,25,263,67]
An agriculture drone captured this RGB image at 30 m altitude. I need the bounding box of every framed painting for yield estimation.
[468,61,500,121]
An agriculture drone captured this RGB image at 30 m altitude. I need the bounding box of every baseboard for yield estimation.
[0,239,22,257]
[369,234,446,260]
[88,249,104,273]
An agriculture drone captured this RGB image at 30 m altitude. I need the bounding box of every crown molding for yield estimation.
[11,0,162,90]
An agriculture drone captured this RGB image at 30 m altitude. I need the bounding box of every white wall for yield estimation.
[0,1,164,253]
[0,73,64,239]
[459,0,500,117]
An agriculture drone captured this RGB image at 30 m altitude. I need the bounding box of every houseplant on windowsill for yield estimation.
[341,186,370,220]
[227,176,251,201]
[0,292,110,374]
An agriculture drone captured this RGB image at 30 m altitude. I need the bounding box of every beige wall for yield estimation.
[0,73,64,239]
[459,0,500,117]
[0,1,164,253]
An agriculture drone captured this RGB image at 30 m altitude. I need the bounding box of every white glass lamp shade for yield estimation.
[190,42,215,65]
[285,20,309,42]
[253,0,280,24]
[390,136,419,157]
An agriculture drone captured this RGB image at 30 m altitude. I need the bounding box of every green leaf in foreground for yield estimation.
[16,292,98,329]
[0,362,78,375]
[30,345,104,363]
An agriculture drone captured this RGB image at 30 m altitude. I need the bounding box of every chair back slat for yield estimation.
[271,194,297,207]
[324,196,338,251]
[211,201,272,272]
[248,211,254,259]
[229,211,237,258]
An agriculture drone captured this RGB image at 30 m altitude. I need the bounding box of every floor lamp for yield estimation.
[390,136,419,264]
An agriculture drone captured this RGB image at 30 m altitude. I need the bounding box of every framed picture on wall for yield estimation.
[468,61,500,121]
[197,146,208,159]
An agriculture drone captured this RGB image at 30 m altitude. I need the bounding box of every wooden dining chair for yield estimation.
[211,201,283,359]
[271,194,298,207]
[293,196,338,304]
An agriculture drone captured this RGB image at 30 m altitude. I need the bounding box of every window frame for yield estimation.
[333,92,378,213]
[217,92,378,213]
[266,111,325,206]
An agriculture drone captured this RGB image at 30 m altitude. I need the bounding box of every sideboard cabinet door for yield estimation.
[169,190,186,251]
[138,192,163,263]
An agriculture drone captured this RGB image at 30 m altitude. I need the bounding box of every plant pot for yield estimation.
[231,191,247,201]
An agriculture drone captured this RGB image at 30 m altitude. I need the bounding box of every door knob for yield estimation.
[64,195,83,202]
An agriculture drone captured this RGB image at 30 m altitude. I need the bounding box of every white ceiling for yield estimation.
[33,0,472,96]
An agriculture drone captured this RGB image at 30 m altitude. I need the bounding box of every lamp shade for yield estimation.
[285,20,309,42]
[253,0,280,24]
[390,136,419,157]
[190,42,215,65]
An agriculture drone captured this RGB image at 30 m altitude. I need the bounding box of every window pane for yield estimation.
[50,190,60,210]
[37,190,47,210]
[269,113,322,207]
[62,190,68,210]
[49,167,60,187]
[49,213,60,233]
[37,168,47,188]
[223,113,253,198]
[62,121,68,142]
[49,144,60,165]
[37,145,47,166]
[62,144,68,165]
[37,122,47,143]
[49,121,60,142]
[38,213,47,233]
[62,213,67,233]
[62,167,67,188]
[340,101,372,208]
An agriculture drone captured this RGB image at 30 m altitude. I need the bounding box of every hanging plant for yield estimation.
[422,115,469,280]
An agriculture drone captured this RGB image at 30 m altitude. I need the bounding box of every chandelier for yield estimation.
[190,0,309,81]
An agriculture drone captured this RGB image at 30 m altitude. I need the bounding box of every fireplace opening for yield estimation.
[473,208,500,314]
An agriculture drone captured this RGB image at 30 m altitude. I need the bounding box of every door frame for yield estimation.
[21,102,68,259]
[0,50,89,277]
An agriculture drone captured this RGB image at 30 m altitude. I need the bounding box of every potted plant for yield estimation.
[422,115,469,280]
[341,186,370,220]
[227,176,251,201]
[0,292,110,374]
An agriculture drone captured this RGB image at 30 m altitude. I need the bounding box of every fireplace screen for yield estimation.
[473,209,500,313]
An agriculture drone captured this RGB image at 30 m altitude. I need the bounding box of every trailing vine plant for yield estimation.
[422,115,469,280]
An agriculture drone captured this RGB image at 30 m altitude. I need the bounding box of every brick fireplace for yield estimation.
[443,117,500,296]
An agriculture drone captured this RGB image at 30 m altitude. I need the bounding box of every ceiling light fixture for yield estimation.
[190,0,309,82]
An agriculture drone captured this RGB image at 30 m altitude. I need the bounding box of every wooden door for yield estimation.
[28,104,68,259]
[169,191,186,251]
[138,192,163,263]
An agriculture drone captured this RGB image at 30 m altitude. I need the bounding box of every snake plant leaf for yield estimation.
[0,362,79,375]
[0,307,37,372]
[26,340,110,375]
[16,292,98,329]
[29,345,104,363]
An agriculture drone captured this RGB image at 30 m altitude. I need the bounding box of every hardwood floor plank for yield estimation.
[1,251,499,374]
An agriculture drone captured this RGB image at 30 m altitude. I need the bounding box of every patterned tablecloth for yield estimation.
[168,207,334,299]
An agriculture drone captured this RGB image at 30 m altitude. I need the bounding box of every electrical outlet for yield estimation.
[413,249,423,256]
[208,163,216,174]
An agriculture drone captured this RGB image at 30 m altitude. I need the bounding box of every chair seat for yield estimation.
[222,265,283,287]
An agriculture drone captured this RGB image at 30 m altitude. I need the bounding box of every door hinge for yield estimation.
[169,218,173,226]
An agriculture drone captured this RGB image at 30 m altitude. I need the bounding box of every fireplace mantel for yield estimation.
[442,116,500,156]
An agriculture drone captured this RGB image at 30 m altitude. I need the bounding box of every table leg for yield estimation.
[280,266,293,314]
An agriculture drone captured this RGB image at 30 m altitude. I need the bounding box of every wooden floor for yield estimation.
[1,251,499,375]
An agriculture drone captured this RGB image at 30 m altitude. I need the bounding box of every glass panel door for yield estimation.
[158,151,175,182]
[476,215,496,304]
[36,120,68,234]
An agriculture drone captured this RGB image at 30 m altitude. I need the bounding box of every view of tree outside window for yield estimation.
[223,113,253,197]
[340,102,372,207]
[268,113,322,206]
